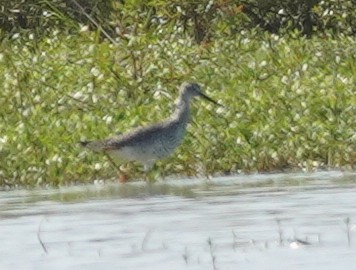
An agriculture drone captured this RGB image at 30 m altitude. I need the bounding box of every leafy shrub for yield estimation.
[0,0,355,41]
[0,30,355,187]
[239,0,356,36]
[0,0,114,37]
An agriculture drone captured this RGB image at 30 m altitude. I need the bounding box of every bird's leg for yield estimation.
[118,165,130,183]
[103,152,129,183]
[143,162,155,182]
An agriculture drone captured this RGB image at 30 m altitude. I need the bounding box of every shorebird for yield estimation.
[80,82,222,181]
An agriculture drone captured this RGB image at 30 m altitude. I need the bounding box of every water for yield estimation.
[1,171,356,270]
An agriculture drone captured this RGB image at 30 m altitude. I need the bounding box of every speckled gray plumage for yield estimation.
[80,82,221,170]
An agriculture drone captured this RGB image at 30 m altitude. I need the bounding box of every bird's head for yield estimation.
[179,82,223,107]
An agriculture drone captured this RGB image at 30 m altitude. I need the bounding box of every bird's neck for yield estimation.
[173,99,190,125]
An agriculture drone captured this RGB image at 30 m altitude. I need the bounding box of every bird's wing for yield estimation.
[102,122,169,150]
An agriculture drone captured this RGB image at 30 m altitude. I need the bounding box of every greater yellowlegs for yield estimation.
[80,82,222,180]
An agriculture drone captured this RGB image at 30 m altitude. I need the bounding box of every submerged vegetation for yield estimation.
[0,0,355,186]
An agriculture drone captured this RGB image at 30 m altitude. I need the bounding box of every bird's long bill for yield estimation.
[198,92,223,107]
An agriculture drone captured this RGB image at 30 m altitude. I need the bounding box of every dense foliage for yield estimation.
[0,0,355,187]
[1,0,355,40]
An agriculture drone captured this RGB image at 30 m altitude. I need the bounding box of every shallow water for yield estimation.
[1,171,356,270]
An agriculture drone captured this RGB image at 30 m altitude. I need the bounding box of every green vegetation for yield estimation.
[2,0,355,40]
[0,1,355,187]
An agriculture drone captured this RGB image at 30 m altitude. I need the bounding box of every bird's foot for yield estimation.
[118,172,129,183]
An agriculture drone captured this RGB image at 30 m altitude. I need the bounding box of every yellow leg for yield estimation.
[103,152,129,183]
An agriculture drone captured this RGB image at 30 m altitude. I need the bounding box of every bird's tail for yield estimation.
[79,140,106,152]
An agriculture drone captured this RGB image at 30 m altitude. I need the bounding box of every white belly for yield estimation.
[109,144,169,164]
